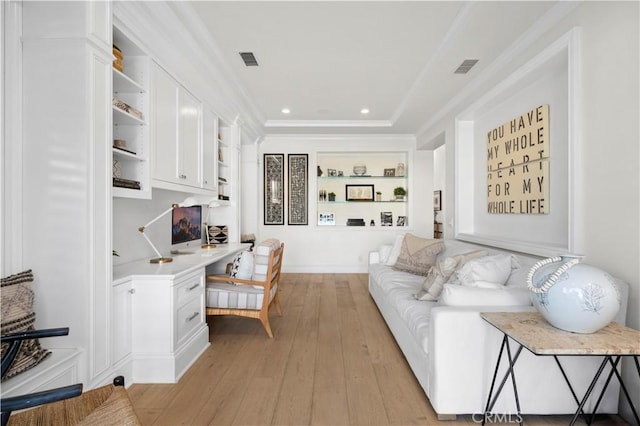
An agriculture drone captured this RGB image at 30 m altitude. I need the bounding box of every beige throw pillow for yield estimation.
[393,234,444,275]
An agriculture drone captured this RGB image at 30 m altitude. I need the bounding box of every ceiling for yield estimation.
[180,1,560,137]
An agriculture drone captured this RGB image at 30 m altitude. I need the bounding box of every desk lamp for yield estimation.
[138,197,199,264]
[201,200,221,249]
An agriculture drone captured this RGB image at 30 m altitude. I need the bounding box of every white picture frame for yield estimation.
[318,212,335,226]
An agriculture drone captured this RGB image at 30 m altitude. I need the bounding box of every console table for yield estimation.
[481,312,640,426]
[113,243,248,383]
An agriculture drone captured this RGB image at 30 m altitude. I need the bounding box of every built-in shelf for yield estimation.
[112,25,150,199]
[316,151,409,228]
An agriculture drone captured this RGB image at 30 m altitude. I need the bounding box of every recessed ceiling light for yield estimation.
[360,108,370,114]
[281,108,291,114]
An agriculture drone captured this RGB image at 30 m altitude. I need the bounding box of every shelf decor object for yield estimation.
[346,184,374,201]
[434,190,442,211]
[288,154,308,225]
[264,154,284,225]
[381,211,393,226]
[318,212,335,226]
[137,197,198,263]
[393,186,406,201]
[352,163,367,176]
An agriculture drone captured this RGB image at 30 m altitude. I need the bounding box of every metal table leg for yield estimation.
[483,334,523,426]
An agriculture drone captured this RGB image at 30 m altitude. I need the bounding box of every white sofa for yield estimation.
[368,238,629,419]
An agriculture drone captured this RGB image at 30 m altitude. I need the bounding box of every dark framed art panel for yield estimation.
[264,153,284,225]
[288,154,308,225]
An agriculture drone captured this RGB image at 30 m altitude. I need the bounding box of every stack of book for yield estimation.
[346,218,365,226]
[113,177,141,190]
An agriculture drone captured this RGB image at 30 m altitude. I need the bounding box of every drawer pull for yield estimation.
[186,283,199,291]
[128,289,136,294]
[186,312,199,322]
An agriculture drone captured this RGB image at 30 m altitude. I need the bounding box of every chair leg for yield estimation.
[273,293,283,316]
[259,314,274,338]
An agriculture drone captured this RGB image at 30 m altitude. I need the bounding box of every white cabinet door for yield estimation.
[112,280,133,365]
[177,89,201,187]
[152,65,179,183]
[202,107,218,191]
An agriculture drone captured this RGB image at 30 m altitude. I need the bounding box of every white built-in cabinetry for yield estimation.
[150,62,237,198]
[16,0,113,393]
[202,106,218,191]
[112,26,151,199]
[151,63,204,189]
[7,2,244,396]
[129,267,207,383]
[110,279,134,379]
[111,243,247,383]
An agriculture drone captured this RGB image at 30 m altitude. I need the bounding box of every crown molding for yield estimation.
[265,119,393,128]
[262,133,415,142]
[390,2,476,125]
[416,0,581,140]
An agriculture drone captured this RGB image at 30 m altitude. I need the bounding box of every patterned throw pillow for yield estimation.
[415,250,487,301]
[228,251,254,280]
[393,234,444,275]
[1,270,50,381]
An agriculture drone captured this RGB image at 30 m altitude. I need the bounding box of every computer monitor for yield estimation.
[171,205,202,253]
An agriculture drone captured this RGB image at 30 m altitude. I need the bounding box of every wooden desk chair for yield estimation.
[1,329,140,426]
[206,242,284,338]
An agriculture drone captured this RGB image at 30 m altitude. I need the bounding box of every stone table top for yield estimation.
[481,312,640,356]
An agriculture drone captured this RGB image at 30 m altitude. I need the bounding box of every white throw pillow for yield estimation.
[236,251,254,280]
[452,254,520,288]
[385,234,406,266]
[378,245,392,264]
[438,284,532,307]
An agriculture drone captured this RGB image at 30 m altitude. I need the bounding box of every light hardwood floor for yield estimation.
[128,273,629,425]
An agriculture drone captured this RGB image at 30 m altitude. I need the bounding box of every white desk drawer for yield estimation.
[176,296,203,344]
[175,270,204,306]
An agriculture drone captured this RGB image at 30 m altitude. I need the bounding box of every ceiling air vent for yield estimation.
[239,52,259,67]
[454,59,478,74]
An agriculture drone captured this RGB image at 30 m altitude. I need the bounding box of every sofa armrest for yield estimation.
[427,305,536,414]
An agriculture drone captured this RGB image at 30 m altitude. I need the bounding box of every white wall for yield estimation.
[251,135,431,272]
[419,2,639,420]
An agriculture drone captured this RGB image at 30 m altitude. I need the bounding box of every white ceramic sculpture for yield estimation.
[527,256,621,333]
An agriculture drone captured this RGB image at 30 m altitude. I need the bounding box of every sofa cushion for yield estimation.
[1,270,50,381]
[393,234,444,275]
[449,253,520,288]
[206,281,278,310]
[368,263,436,355]
[438,284,532,307]
[415,250,486,301]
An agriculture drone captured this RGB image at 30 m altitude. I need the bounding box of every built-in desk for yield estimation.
[112,243,248,383]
